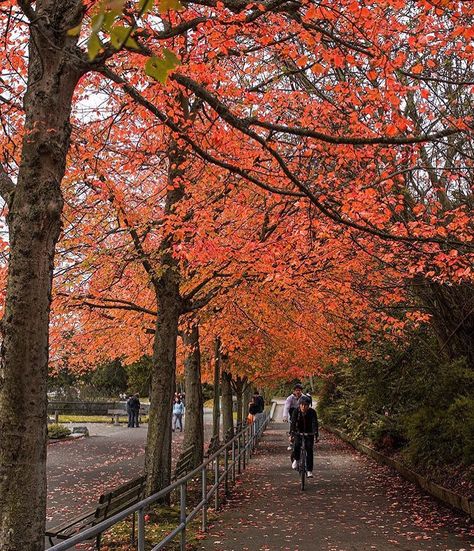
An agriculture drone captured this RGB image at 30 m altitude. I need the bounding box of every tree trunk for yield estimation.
[221,370,234,441]
[232,375,246,428]
[145,146,184,495]
[242,381,252,424]
[146,285,180,495]
[212,336,221,440]
[0,9,81,550]
[182,324,204,468]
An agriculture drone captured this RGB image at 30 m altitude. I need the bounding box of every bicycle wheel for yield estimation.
[300,447,306,491]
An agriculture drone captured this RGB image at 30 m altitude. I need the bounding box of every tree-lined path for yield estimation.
[2,0,474,548]
[198,424,473,551]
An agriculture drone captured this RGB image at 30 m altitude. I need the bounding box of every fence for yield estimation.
[47,412,270,551]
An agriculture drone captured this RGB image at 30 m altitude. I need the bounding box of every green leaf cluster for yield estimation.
[145,49,181,83]
[87,0,140,60]
[159,0,183,12]
[84,0,184,61]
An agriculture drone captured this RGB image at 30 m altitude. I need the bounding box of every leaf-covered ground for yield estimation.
[46,418,212,530]
[197,424,474,551]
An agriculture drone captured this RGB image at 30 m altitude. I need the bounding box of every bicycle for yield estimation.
[293,432,316,490]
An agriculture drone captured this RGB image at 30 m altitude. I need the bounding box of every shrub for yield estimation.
[202,383,214,402]
[92,358,128,397]
[403,396,474,468]
[369,416,406,452]
[48,424,71,440]
[447,397,474,465]
[126,355,152,397]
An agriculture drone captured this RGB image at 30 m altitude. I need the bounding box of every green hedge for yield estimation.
[317,334,474,471]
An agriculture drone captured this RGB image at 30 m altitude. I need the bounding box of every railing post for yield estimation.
[201,466,207,532]
[231,439,236,483]
[44,415,270,551]
[137,508,145,551]
[247,426,251,461]
[256,417,262,449]
[237,432,241,474]
[180,483,186,551]
[214,456,219,510]
[224,444,229,497]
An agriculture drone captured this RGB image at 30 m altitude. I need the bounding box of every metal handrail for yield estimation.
[47,412,270,551]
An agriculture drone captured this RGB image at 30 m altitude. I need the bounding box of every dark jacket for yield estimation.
[290,407,318,438]
[128,396,140,412]
[249,401,260,415]
[254,395,264,413]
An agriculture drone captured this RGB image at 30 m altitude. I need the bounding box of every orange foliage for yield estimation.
[1,0,473,381]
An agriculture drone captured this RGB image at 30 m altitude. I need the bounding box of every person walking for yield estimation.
[247,395,260,424]
[253,390,264,412]
[172,397,185,432]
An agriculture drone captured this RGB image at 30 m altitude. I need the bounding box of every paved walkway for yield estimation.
[46,415,213,529]
[198,424,474,551]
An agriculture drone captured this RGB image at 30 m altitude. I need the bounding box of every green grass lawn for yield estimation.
[58,415,149,424]
[100,504,216,550]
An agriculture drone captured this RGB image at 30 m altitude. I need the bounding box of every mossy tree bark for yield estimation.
[182,323,204,468]
[0,2,83,548]
[232,375,247,428]
[221,370,234,441]
[145,145,184,495]
[242,382,253,425]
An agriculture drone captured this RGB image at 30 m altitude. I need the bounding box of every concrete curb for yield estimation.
[325,425,473,519]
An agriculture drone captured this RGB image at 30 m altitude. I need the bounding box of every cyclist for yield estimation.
[282,383,303,423]
[283,383,304,450]
[290,395,319,477]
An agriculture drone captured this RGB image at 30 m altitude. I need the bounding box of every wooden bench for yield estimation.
[205,435,220,457]
[108,405,150,425]
[107,408,126,425]
[45,475,146,549]
[173,445,196,480]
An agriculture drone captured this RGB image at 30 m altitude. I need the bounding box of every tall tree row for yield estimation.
[1,1,474,550]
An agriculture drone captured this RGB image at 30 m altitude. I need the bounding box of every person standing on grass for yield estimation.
[172,396,185,432]
[126,395,133,428]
